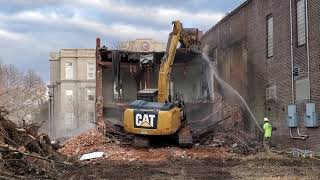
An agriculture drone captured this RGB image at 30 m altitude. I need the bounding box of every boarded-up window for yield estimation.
[296,78,309,101]
[267,15,274,58]
[266,85,277,100]
[297,0,306,46]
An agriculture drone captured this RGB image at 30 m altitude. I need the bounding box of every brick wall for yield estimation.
[202,0,320,149]
[95,38,104,126]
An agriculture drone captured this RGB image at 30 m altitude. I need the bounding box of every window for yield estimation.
[295,78,309,101]
[210,47,217,61]
[87,111,95,123]
[266,85,277,100]
[65,62,73,79]
[297,0,306,46]
[267,15,274,58]
[65,112,73,125]
[65,90,73,101]
[87,89,95,101]
[87,63,95,79]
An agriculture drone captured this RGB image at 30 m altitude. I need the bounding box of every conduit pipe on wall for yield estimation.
[290,128,306,139]
[305,0,311,102]
[297,128,308,138]
[289,0,308,139]
[290,0,294,104]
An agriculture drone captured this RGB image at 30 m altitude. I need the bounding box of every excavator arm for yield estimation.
[157,20,195,103]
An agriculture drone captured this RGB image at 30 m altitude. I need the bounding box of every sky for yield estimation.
[0,0,245,82]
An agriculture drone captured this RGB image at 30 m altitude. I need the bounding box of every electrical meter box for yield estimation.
[304,103,319,128]
[287,104,298,128]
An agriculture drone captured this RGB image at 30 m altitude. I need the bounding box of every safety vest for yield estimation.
[263,122,272,138]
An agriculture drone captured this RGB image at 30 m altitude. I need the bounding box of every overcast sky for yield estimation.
[0,0,245,81]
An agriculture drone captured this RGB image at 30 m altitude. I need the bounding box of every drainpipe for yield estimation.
[305,0,311,102]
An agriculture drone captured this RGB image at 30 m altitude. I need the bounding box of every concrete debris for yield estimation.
[285,148,318,158]
[199,131,263,154]
[80,151,105,161]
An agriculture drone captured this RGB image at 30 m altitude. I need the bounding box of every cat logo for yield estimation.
[134,110,158,129]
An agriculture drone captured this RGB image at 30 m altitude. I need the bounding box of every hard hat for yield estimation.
[264,117,269,122]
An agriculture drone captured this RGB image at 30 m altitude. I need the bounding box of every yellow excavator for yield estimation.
[123,20,201,148]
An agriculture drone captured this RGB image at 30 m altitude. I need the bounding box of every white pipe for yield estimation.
[290,0,294,104]
[306,0,311,102]
[297,127,308,137]
[290,128,306,139]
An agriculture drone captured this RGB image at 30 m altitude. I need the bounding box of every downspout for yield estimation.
[305,0,311,102]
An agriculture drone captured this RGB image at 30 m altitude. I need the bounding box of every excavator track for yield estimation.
[132,135,150,149]
[177,124,193,148]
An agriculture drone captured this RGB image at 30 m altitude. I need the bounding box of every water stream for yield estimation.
[202,53,263,132]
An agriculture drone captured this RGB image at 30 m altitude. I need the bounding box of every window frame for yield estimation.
[65,112,74,125]
[65,62,73,80]
[87,88,95,101]
[296,0,307,47]
[266,14,274,59]
[65,90,73,102]
[295,78,310,101]
[87,63,95,80]
[87,111,95,123]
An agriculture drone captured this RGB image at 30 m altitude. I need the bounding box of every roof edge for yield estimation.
[202,0,252,39]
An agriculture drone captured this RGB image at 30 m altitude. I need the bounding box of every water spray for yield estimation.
[202,53,263,133]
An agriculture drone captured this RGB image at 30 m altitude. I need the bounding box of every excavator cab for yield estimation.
[137,89,158,102]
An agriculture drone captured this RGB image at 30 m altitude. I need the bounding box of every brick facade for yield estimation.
[202,0,320,149]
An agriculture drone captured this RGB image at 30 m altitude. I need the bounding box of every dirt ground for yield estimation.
[52,129,320,180]
[56,147,320,180]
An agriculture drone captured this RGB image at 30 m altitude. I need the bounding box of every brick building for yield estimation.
[201,0,320,149]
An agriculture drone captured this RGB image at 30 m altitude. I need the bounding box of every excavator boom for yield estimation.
[157,20,196,103]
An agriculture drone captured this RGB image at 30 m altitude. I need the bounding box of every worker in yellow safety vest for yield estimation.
[263,117,272,151]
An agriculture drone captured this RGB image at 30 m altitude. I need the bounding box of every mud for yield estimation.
[55,151,320,180]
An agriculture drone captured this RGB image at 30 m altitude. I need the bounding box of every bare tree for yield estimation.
[0,64,47,124]
[64,85,95,132]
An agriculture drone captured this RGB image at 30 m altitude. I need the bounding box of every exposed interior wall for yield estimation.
[201,1,265,134]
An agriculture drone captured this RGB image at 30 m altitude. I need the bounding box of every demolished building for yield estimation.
[94,34,227,138]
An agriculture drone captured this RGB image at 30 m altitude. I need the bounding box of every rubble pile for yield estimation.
[59,129,111,157]
[59,127,231,162]
[199,130,263,154]
[190,94,262,154]
[190,93,243,138]
[0,108,69,178]
[105,118,133,144]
